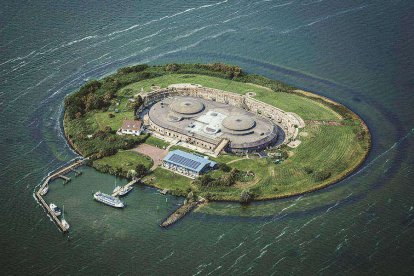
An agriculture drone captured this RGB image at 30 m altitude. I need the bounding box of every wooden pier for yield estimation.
[112,178,139,197]
[58,175,71,182]
[35,159,85,232]
[160,198,206,228]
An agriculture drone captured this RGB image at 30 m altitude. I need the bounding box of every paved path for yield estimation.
[131,144,168,171]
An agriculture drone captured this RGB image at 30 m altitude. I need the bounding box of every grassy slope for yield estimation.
[93,151,153,171]
[144,136,170,149]
[143,168,194,195]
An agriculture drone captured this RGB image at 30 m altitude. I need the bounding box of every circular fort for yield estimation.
[143,84,303,155]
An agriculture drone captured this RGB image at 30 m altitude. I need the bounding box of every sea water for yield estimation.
[0,0,413,274]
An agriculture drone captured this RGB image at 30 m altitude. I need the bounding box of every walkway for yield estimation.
[131,144,168,171]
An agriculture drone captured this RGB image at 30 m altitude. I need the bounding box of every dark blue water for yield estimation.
[1,0,414,274]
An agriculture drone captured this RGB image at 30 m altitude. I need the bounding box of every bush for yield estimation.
[313,170,331,182]
[303,167,313,174]
[117,64,149,74]
[218,162,231,172]
[165,63,180,72]
[135,164,147,178]
[240,190,254,203]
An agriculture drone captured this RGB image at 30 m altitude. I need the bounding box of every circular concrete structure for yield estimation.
[169,98,204,115]
[222,115,256,131]
[148,96,279,153]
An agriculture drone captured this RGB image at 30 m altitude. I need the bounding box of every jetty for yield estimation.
[58,174,71,183]
[112,178,139,197]
[160,198,206,228]
[35,158,85,232]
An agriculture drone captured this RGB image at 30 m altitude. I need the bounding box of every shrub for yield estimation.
[218,162,231,172]
[135,164,147,178]
[303,167,314,174]
[117,64,149,74]
[240,190,253,203]
[313,170,331,182]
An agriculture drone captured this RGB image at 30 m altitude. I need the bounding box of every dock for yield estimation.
[160,198,206,228]
[58,175,71,183]
[35,158,85,232]
[111,178,139,197]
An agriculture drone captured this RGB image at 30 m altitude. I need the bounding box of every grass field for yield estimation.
[144,136,170,149]
[143,168,194,195]
[93,151,153,171]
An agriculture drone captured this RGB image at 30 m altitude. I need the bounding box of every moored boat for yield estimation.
[93,191,125,208]
[118,186,133,196]
[40,185,49,196]
[49,203,61,216]
[61,205,70,230]
[113,186,122,194]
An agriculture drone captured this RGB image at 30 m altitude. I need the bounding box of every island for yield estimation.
[63,63,371,203]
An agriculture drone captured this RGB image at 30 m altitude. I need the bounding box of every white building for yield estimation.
[118,120,142,136]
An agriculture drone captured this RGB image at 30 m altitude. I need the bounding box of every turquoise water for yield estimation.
[1,0,413,274]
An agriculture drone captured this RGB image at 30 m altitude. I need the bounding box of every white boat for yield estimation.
[94,191,125,208]
[113,186,122,194]
[118,186,134,196]
[61,219,70,230]
[61,205,70,230]
[112,178,121,194]
[40,186,49,196]
[49,203,61,216]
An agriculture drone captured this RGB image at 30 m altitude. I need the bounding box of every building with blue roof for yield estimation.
[163,150,217,178]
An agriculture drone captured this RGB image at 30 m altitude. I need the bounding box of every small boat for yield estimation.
[49,203,61,216]
[61,205,70,230]
[113,186,122,194]
[94,191,125,208]
[118,186,134,196]
[40,186,49,196]
[112,178,121,194]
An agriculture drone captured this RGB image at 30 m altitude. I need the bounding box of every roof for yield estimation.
[121,120,142,131]
[163,150,216,173]
[169,98,204,114]
[222,115,256,131]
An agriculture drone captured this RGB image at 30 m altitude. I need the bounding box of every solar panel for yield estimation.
[168,154,201,170]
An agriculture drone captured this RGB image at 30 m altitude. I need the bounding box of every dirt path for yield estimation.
[226,157,249,165]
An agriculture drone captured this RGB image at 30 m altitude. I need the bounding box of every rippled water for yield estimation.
[1,0,413,274]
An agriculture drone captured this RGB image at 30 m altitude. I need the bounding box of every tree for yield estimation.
[240,189,253,203]
[127,170,137,179]
[218,162,231,172]
[133,95,144,116]
[135,164,147,178]
[165,63,180,72]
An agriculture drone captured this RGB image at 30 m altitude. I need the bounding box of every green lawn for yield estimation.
[144,136,170,149]
[94,110,135,131]
[93,151,153,171]
[143,168,194,196]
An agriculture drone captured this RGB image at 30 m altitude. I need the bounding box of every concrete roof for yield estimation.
[169,98,204,115]
[148,96,278,149]
[222,115,256,131]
